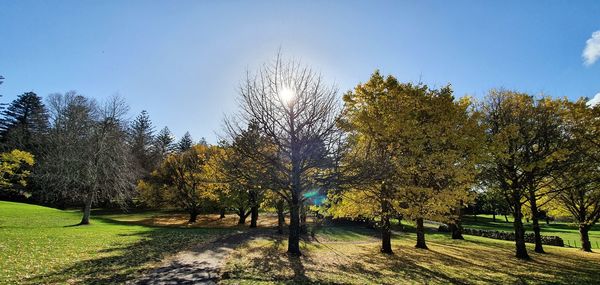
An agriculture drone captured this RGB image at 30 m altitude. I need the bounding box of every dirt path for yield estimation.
[130,229,268,285]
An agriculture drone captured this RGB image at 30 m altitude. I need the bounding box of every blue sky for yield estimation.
[2,0,600,143]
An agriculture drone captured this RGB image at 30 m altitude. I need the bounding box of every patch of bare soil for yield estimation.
[129,229,272,285]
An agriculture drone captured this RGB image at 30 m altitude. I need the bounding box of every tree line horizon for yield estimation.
[0,54,599,261]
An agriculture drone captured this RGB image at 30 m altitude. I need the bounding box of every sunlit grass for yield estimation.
[0,201,229,284]
[462,214,600,248]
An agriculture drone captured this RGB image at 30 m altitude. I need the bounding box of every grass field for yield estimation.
[2,201,600,284]
[0,201,230,284]
[222,226,600,284]
[462,214,600,249]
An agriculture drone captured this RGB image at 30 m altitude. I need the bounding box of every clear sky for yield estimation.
[2,0,600,143]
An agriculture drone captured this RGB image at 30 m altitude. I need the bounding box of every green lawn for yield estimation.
[3,201,600,284]
[462,214,600,248]
[0,201,229,284]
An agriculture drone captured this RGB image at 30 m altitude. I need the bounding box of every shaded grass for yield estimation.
[222,225,600,284]
[0,201,230,284]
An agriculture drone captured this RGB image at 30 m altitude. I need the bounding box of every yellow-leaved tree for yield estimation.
[333,71,409,254]
[217,122,274,227]
[0,149,35,191]
[549,99,600,252]
[391,87,484,249]
[478,90,570,258]
[141,144,221,223]
[335,71,483,252]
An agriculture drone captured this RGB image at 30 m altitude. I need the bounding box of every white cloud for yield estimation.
[587,92,600,106]
[583,31,600,66]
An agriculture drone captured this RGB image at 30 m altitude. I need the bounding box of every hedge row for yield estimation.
[450,226,564,247]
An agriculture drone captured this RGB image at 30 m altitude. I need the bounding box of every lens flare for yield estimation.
[279,86,295,104]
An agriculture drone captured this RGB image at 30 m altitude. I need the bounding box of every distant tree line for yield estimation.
[0,75,205,225]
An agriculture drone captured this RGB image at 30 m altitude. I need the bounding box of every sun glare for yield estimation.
[279,86,295,104]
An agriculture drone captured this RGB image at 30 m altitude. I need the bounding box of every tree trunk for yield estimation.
[288,197,301,256]
[79,193,93,225]
[415,218,428,249]
[237,209,248,225]
[219,208,226,219]
[492,212,496,222]
[381,218,392,254]
[250,205,259,228]
[450,207,464,239]
[513,202,529,259]
[188,209,198,224]
[528,190,544,253]
[380,199,393,254]
[580,224,592,252]
[288,107,302,257]
[276,200,285,234]
[504,214,509,222]
[248,189,259,228]
[300,202,308,234]
[449,223,464,240]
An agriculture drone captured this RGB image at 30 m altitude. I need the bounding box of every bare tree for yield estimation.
[36,92,135,225]
[225,54,340,256]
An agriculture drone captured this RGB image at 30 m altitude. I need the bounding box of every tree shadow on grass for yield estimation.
[224,223,600,284]
[338,237,600,285]
[224,235,343,284]
[333,247,475,285]
[228,235,477,284]
[23,217,229,285]
[288,252,309,283]
[227,225,465,283]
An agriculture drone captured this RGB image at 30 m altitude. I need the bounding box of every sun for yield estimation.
[279,86,295,104]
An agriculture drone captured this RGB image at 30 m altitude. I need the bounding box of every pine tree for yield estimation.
[0,75,5,111]
[177,131,193,152]
[154,126,174,159]
[0,92,49,153]
[129,110,155,175]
